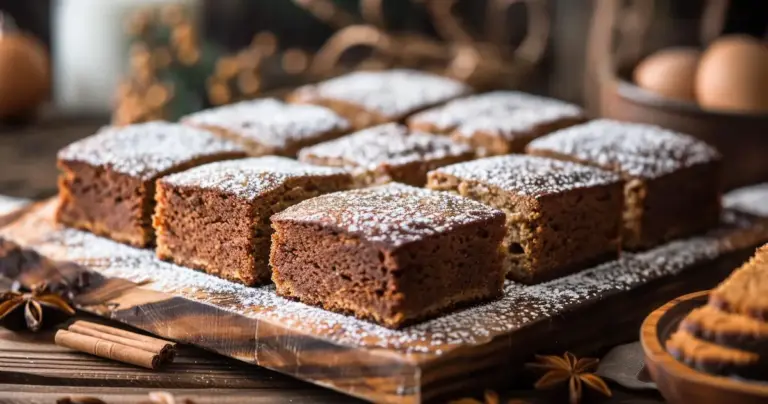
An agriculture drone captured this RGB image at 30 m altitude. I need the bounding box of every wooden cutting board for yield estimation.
[2,185,768,403]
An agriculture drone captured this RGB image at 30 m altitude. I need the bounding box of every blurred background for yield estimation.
[0,0,766,198]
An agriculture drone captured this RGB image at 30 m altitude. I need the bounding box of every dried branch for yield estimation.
[485,0,521,46]
[309,25,390,76]
[513,0,550,66]
[292,0,359,30]
[424,0,475,43]
[360,0,386,29]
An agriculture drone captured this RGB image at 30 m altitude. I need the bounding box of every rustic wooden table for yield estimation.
[0,111,667,403]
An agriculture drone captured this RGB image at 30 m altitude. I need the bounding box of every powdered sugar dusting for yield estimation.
[724,184,768,218]
[272,183,504,249]
[57,122,245,179]
[1,185,766,354]
[298,123,473,173]
[291,69,471,119]
[160,157,349,200]
[182,98,351,149]
[432,155,621,198]
[0,195,29,216]
[527,119,721,178]
[454,106,583,141]
[409,91,583,134]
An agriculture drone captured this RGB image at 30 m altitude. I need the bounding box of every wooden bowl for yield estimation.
[641,290,768,404]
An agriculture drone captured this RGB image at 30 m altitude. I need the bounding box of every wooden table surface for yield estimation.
[0,111,667,403]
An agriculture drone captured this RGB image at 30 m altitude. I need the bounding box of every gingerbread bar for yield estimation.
[527,119,721,250]
[428,155,623,284]
[154,156,351,285]
[57,122,246,247]
[181,98,351,157]
[288,69,471,129]
[408,91,585,155]
[298,123,475,187]
[270,183,506,328]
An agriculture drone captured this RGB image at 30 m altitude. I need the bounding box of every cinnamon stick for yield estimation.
[71,320,176,349]
[68,323,175,361]
[55,330,162,369]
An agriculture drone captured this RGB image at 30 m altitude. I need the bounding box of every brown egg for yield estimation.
[633,47,700,102]
[0,33,50,119]
[696,35,768,114]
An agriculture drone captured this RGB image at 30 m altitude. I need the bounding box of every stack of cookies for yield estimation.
[666,244,768,379]
[54,69,724,329]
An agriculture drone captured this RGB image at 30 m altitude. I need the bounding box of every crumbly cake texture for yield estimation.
[428,155,624,284]
[407,91,586,155]
[709,244,768,321]
[288,69,472,129]
[680,305,768,354]
[298,123,475,187]
[1,187,764,354]
[527,119,722,250]
[269,183,507,328]
[56,122,246,247]
[181,98,351,157]
[666,330,766,378]
[154,156,351,285]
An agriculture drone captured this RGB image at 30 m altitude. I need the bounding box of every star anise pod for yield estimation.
[526,352,611,404]
[0,282,76,332]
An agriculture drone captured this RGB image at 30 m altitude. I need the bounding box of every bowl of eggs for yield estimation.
[587,0,768,190]
[597,34,768,190]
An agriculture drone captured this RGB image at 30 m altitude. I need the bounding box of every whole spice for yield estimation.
[526,352,612,404]
[0,282,75,332]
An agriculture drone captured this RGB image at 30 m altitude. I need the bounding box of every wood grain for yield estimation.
[1,189,768,402]
[641,291,768,404]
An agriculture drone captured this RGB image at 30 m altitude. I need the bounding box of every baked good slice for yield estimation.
[407,91,585,155]
[710,244,768,321]
[154,156,351,285]
[526,119,721,250]
[298,123,475,187]
[181,98,351,157]
[56,122,246,247]
[427,155,623,284]
[269,183,506,328]
[288,69,472,129]
[666,329,767,378]
[680,305,768,354]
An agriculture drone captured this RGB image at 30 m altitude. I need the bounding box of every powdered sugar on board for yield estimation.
[724,183,768,218]
[0,195,30,216]
[2,187,767,354]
